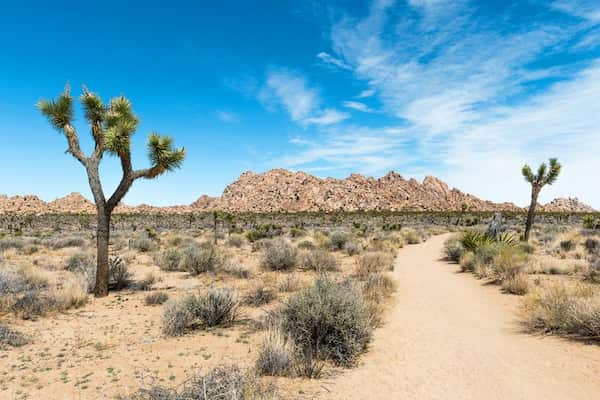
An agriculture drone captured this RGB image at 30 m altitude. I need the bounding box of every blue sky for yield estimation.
[1,0,599,207]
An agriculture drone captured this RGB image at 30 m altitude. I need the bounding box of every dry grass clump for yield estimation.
[129,236,157,253]
[362,273,397,303]
[502,274,529,295]
[298,249,338,272]
[219,260,252,279]
[260,238,297,271]
[277,274,302,293]
[65,251,96,292]
[297,239,316,250]
[329,230,352,250]
[46,236,87,250]
[355,251,394,279]
[402,229,421,245]
[244,283,277,306]
[145,291,169,306]
[0,324,29,349]
[343,240,362,255]
[225,234,245,248]
[459,251,476,272]
[128,365,278,400]
[523,282,600,337]
[255,331,293,377]
[161,287,239,336]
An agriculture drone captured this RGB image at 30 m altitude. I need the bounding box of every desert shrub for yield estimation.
[278,274,301,293]
[145,292,169,306]
[343,240,361,256]
[191,287,239,328]
[251,238,271,252]
[0,325,29,349]
[362,273,397,303]
[47,236,86,250]
[129,365,277,400]
[255,331,293,377]
[280,276,373,369]
[109,256,131,290]
[492,246,528,284]
[181,244,224,275]
[501,273,529,295]
[584,258,600,283]
[288,227,306,238]
[65,252,96,292]
[297,240,315,250]
[459,251,476,272]
[518,241,535,254]
[261,239,297,271]
[559,239,575,252]
[583,216,597,230]
[329,231,351,250]
[474,263,495,280]
[355,251,394,279]
[129,236,156,253]
[402,229,421,245]
[474,243,503,266]
[523,283,599,337]
[137,272,157,291]
[298,250,338,272]
[219,260,251,279]
[245,224,283,243]
[584,238,599,254]
[460,230,493,252]
[20,245,39,255]
[156,248,184,272]
[443,236,464,262]
[244,284,277,306]
[312,231,332,249]
[0,237,26,251]
[161,296,196,336]
[225,234,245,248]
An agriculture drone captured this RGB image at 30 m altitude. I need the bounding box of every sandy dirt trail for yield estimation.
[319,233,600,400]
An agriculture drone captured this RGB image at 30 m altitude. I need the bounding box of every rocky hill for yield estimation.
[0,169,595,214]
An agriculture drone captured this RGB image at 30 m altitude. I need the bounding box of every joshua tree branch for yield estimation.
[63,125,88,165]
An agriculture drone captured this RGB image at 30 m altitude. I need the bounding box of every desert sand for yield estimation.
[319,234,600,400]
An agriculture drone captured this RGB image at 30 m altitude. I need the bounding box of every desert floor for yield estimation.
[318,233,600,400]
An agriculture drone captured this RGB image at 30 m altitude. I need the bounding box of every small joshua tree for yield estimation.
[38,84,185,296]
[521,158,561,242]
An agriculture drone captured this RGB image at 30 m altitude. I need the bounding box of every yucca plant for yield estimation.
[522,158,561,242]
[38,84,185,296]
[460,231,494,252]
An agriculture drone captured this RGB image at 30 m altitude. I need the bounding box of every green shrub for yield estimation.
[297,240,316,250]
[181,244,224,275]
[402,229,421,245]
[280,276,373,369]
[584,238,599,254]
[129,236,156,253]
[443,236,464,262]
[329,231,351,250]
[156,248,184,272]
[261,239,297,271]
[298,250,338,272]
[192,287,239,328]
[460,230,493,252]
[559,239,575,252]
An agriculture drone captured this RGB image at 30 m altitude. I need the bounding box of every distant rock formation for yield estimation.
[0,169,595,214]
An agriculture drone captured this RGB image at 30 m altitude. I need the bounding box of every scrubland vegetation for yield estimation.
[0,219,436,399]
[443,218,600,339]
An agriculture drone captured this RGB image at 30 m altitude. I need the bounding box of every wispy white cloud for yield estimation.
[551,0,600,22]
[316,52,352,70]
[343,100,373,112]
[270,1,600,207]
[304,108,350,125]
[259,68,349,126]
[216,110,239,123]
[357,89,376,98]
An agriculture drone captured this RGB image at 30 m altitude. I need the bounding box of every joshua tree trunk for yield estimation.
[524,187,540,242]
[96,211,111,297]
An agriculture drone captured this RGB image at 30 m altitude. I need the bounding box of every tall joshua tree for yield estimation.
[38,84,185,297]
[521,158,561,242]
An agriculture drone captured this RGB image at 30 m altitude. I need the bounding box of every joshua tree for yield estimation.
[38,84,185,296]
[521,158,561,242]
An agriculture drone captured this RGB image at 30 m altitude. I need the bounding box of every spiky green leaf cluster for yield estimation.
[104,97,139,156]
[147,133,186,174]
[81,90,106,124]
[521,158,561,187]
[37,91,73,130]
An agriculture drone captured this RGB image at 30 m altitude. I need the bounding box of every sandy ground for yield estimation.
[318,233,600,400]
